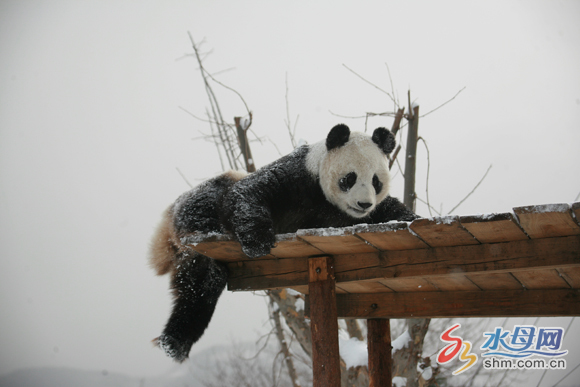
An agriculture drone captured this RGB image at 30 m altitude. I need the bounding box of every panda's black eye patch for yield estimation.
[339,172,357,192]
[372,174,383,194]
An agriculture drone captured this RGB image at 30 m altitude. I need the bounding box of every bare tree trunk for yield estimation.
[235,115,256,173]
[345,319,364,341]
[403,95,419,212]
[271,300,302,387]
[400,95,432,387]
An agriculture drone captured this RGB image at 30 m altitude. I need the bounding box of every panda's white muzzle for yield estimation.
[345,184,376,218]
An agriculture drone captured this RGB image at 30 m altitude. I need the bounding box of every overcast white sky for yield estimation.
[1,0,579,384]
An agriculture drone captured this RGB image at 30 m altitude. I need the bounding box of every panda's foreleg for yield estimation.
[155,252,228,362]
[371,196,419,223]
[231,202,276,258]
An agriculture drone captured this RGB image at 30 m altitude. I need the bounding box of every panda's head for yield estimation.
[306,124,396,218]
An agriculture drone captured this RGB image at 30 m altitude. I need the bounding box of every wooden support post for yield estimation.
[367,319,392,387]
[308,256,341,387]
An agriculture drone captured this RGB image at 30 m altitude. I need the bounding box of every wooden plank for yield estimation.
[298,227,378,255]
[514,203,580,239]
[228,268,308,291]
[512,269,571,289]
[335,235,580,285]
[184,233,249,261]
[288,285,309,294]
[367,319,392,387]
[329,289,580,318]
[354,222,428,250]
[377,278,439,292]
[228,235,580,291]
[190,240,247,261]
[426,275,481,291]
[466,273,523,290]
[308,257,341,387]
[460,213,528,243]
[558,267,580,288]
[270,233,324,258]
[334,252,382,273]
[227,257,308,279]
[573,202,580,226]
[334,285,349,294]
[409,217,479,247]
[336,280,392,294]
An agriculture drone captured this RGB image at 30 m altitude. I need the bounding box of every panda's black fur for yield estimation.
[150,124,417,362]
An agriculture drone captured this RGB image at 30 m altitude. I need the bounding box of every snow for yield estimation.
[417,361,433,380]
[391,330,411,354]
[434,215,456,225]
[482,212,499,220]
[529,203,569,213]
[297,138,308,147]
[286,288,301,297]
[297,226,352,237]
[353,220,412,234]
[339,337,368,369]
[339,327,415,370]
[239,117,251,130]
[421,366,433,380]
[181,231,230,246]
[393,376,407,387]
[294,298,304,311]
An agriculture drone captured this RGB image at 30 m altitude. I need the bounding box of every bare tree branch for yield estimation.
[418,137,432,217]
[420,87,466,118]
[188,31,240,170]
[384,62,399,112]
[342,64,398,107]
[447,164,493,214]
[415,197,441,217]
[175,167,193,189]
[284,73,300,148]
[388,145,401,171]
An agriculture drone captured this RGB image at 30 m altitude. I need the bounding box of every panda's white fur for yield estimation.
[149,124,417,362]
[306,131,390,218]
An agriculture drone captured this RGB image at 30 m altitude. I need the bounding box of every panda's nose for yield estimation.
[358,202,372,210]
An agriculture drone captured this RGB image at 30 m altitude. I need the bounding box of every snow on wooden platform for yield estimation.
[185,202,580,319]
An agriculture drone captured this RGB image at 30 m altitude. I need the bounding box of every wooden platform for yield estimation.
[184,202,580,387]
[184,202,580,319]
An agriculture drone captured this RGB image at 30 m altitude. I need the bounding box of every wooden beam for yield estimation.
[308,256,341,387]
[367,319,392,387]
[514,203,580,239]
[324,289,580,319]
[227,235,580,291]
[460,213,528,243]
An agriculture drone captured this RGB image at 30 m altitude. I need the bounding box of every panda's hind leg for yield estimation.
[155,251,228,362]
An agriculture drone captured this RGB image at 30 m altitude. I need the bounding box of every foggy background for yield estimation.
[1,1,579,386]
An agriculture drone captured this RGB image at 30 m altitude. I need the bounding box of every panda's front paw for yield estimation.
[239,231,276,258]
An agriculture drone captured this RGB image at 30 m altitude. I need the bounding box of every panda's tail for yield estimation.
[153,252,228,362]
[149,206,178,276]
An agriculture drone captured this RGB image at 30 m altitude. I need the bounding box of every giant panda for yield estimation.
[149,124,417,362]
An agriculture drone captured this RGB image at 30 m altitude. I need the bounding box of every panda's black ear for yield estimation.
[372,127,396,155]
[326,124,350,151]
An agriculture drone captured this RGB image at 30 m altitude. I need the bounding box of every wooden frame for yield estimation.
[187,202,580,386]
